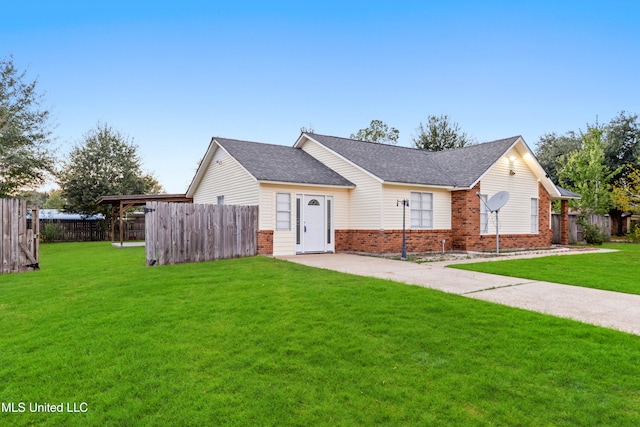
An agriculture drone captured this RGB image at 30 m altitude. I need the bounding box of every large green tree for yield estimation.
[603,111,640,183]
[58,123,163,216]
[559,126,617,215]
[413,114,473,151]
[43,189,65,209]
[0,55,55,197]
[350,119,399,144]
[534,131,582,184]
[536,112,640,187]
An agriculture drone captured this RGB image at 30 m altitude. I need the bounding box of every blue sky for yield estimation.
[3,0,639,193]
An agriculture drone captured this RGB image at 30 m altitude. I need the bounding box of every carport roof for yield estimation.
[96,194,193,207]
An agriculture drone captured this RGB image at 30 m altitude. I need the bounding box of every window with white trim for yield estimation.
[479,194,489,234]
[531,198,539,233]
[276,193,291,230]
[410,192,433,228]
[217,195,224,205]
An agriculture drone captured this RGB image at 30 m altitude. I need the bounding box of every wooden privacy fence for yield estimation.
[551,213,611,244]
[145,202,258,266]
[40,219,106,242]
[1,199,39,274]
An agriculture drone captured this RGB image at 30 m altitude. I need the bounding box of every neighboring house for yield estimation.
[186,133,577,256]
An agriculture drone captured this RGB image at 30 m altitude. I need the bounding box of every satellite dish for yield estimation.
[486,191,510,212]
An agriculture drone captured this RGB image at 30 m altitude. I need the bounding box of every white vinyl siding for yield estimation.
[410,192,433,229]
[260,183,349,256]
[382,185,451,229]
[479,147,539,234]
[192,148,259,205]
[531,198,539,233]
[276,193,291,230]
[300,139,382,229]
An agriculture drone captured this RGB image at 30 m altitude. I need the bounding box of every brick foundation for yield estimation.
[336,229,454,253]
[257,230,273,255]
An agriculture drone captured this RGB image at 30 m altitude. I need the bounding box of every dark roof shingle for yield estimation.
[305,134,520,187]
[215,137,353,187]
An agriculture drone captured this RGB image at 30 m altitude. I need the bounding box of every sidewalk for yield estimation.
[279,250,640,336]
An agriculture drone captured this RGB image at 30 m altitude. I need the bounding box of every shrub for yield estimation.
[627,223,640,243]
[581,222,610,245]
[42,222,63,242]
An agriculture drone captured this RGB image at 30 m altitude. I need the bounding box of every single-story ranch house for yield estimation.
[186,133,578,256]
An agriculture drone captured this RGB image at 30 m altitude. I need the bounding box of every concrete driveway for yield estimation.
[279,251,640,336]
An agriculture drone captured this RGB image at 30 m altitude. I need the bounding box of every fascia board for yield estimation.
[185,138,258,197]
[383,181,458,190]
[258,180,355,189]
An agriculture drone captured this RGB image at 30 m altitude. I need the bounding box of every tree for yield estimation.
[559,126,617,215]
[300,124,315,134]
[534,131,582,184]
[43,189,65,209]
[413,114,474,151]
[603,111,640,183]
[350,119,399,144]
[15,190,48,208]
[58,123,163,216]
[0,55,55,197]
[611,163,640,214]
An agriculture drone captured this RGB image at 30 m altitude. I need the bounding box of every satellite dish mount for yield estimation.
[477,191,510,254]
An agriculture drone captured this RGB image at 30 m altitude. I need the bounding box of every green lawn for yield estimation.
[451,243,640,295]
[1,243,639,426]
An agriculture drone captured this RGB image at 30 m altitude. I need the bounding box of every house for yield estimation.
[186,133,577,256]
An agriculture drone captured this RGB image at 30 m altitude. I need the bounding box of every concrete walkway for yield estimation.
[279,250,640,336]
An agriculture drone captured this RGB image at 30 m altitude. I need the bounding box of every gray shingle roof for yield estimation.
[215,137,354,187]
[429,136,521,186]
[556,185,581,198]
[305,134,520,187]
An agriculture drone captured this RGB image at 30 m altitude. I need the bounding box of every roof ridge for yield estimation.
[305,133,521,153]
[214,136,289,149]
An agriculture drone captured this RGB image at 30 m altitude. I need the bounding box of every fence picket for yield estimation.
[144,202,257,266]
[551,213,611,244]
[0,199,40,274]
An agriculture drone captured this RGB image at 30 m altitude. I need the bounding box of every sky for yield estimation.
[3,0,639,193]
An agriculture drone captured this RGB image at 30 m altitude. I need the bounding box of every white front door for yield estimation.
[303,195,326,252]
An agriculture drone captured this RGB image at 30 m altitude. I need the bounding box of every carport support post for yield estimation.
[119,201,124,246]
[118,201,137,246]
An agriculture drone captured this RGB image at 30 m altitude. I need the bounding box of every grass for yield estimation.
[0,242,639,426]
[450,243,640,295]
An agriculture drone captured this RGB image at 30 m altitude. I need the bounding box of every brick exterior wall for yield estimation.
[449,181,552,251]
[261,183,554,256]
[335,182,553,254]
[450,182,482,251]
[257,230,273,255]
[560,199,569,244]
[336,229,454,253]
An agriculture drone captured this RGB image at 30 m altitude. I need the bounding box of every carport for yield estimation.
[96,194,192,246]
